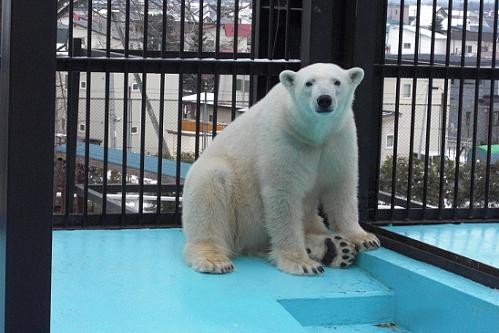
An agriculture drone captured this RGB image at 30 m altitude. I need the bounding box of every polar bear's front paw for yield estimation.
[306,234,357,268]
[189,255,235,274]
[271,252,324,276]
[348,232,381,252]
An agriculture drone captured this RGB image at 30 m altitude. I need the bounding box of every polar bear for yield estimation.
[182,63,380,275]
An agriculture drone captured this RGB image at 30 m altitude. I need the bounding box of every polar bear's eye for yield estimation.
[334,80,341,86]
[305,81,313,87]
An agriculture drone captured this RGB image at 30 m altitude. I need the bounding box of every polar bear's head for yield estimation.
[279,63,364,117]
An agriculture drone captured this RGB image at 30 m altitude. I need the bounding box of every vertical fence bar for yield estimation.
[195,71,202,158]
[438,0,453,215]
[212,72,220,138]
[453,0,468,215]
[175,69,184,224]
[68,0,74,57]
[65,39,82,220]
[284,0,291,60]
[406,0,422,216]
[121,74,129,224]
[102,71,110,218]
[106,0,111,57]
[267,0,274,59]
[389,0,405,213]
[484,0,499,215]
[194,0,205,159]
[180,0,185,55]
[469,0,484,213]
[83,73,91,219]
[422,0,437,211]
[234,0,239,55]
[157,72,165,219]
[266,0,274,91]
[215,0,221,58]
[157,1,168,219]
[82,0,93,222]
[213,0,222,138]
[198,0,204,55]
[101,0,112,220]
[162,0,168,55]
[175,0,186,223]
[231,0,240,121]
[138,0,149,217]
[248,0,257,106]
[125,0,130,57]
[139,72,147,216]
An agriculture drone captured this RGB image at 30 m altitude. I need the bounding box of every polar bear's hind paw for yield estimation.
[322,237,357,268]
[305,234,358,268]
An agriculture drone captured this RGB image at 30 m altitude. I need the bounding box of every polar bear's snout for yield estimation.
[316,95,334,113]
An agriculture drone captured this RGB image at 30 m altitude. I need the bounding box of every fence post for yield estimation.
[341,0,386,221]
[300,0,334,66]
[300,0,385,221]
[0,0,56,331]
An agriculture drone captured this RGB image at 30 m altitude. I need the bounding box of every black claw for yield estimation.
[306,248,311,254]
[312,267,318,274]
[322,238,337,266]
[363,241,369,249]
[342,248,350,254]
[341,262,347,268]
[303,267,308,274]
[334,236,342,240]
[355,244,360,251]
[342,255,349,260]
[318,266,324,273]
[340,241,348,247]
[229,265,234,270]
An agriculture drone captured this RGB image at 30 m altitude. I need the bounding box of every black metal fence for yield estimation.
[53,0,499,229]
[372,0,499,224]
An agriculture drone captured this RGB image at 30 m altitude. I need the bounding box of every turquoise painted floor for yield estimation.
[51,229,499,333]
[385,223,499,268]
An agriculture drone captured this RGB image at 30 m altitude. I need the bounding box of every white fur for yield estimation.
[182,63,379,275]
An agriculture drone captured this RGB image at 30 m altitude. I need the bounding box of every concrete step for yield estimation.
[278,290,394,327]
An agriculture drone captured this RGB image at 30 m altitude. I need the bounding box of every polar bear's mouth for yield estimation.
[316,107,334,114]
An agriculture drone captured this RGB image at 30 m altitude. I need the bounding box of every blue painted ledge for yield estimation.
[385,223,499,268]
[51,228,499,333]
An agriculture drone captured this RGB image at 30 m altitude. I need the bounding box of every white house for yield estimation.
[386,25,447,55]
[380,78,451,165]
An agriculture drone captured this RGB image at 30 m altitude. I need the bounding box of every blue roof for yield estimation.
[55,143,191,179]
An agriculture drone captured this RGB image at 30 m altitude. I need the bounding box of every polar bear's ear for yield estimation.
[348,67,365,86]
[279,70,296,89]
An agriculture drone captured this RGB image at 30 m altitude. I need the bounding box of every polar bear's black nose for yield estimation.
[317,95,332,109]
